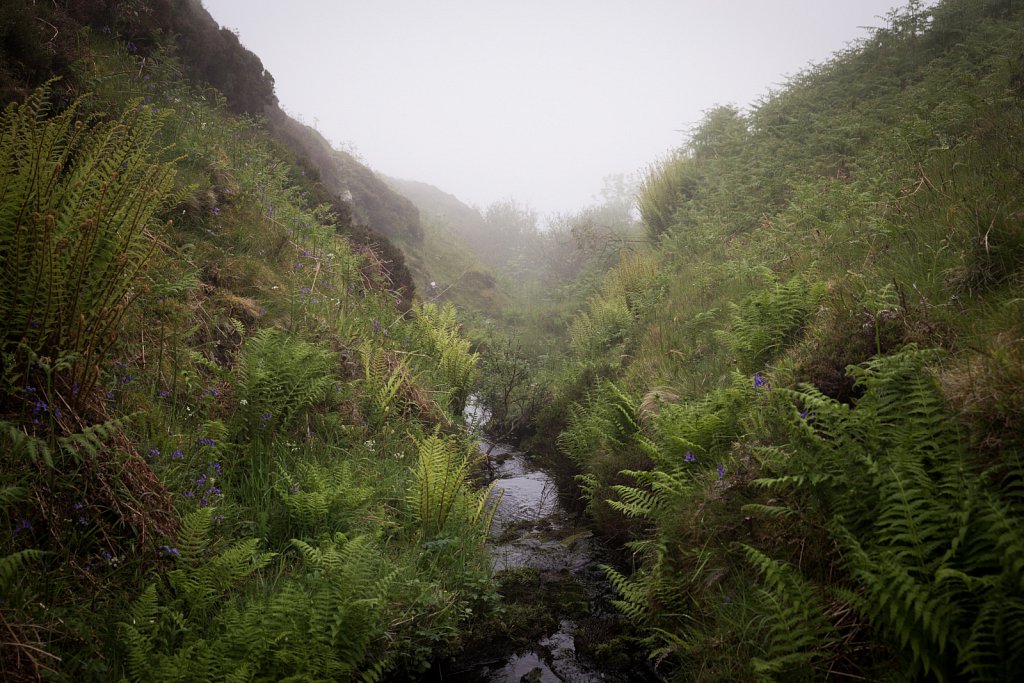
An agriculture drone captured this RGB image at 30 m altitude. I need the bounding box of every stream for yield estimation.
[432,400,656,683]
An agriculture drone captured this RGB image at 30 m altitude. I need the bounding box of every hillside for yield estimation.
[0,2,493,681]
[2,0,1024,682]
[517,1,1024,680]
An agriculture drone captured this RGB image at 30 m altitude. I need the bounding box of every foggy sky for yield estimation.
[202,0,913,218]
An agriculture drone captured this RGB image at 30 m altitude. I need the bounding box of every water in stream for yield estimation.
[436,400,655,683]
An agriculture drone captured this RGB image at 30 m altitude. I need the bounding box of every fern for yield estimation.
[406,434,496,537]
[411,302,479,409]
[722,276,823,370]
[760,348,1024,680]
[235,328,335,436]
[277,459,374,534]
[742,545,838,682]
[0,84,182,403]
[358,345,410,430]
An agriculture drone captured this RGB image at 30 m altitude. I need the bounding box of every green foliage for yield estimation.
[638,152,700,239]
[742,545,838,682]
[0,83,180,402]
[410,302,479,409]
[276,459,374,535]
[406,433,498,538]
[359,345,411,431]
[235,328,336,436]
[757,349,1024,680]
[723,276,824,370]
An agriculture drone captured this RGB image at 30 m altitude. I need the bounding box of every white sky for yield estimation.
[202,0,911,218]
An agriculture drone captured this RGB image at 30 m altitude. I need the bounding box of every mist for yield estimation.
[202,0,912,218]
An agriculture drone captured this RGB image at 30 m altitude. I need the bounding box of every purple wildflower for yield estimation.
[684,452,696,463]
[172,450,184,460]
[753,372,767,390]
[161,545,180,557]
[128,41,137,53]
[717,464,726,480]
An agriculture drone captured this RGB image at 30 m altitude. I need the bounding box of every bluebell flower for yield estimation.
[684,452,696,463]
[717,464,726,479]
[753,372,767,390]
[128,41,137,53]
[161,545,179,557]
[172,450,184,460]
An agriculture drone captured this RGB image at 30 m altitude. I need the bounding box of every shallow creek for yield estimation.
[436,402,655,682]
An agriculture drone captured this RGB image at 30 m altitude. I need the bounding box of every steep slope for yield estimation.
[0,4,492,681]
[527,1,1024,680]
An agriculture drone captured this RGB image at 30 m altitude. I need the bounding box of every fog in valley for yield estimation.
[203,0,912,219]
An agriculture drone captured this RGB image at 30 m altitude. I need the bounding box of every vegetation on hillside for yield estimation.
[522,1,1024,680]
[3,0,1023,681]
[0,12,492,682]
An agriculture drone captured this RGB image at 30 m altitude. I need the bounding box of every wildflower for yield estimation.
[753,372,767,390]
[161,545,180,557]
[78,516,89,527]
[159,389,171,398]
[73,502,85,510]
[211,462,222,476]
[196,437,215,448]
[14,519,32,535]
[148,448,160,459]
[33,400,47,414]
[172,450,184,460]
[101,551,113,561]
[213,207,220,215]
[291,484,300,495]
[214,515,224,523]
[372,319,381,334]
[683,452,696,463]
[717,464,726,480]
[299,288,311,295]
[128,41,137,53]
[23,386,36,394]
[203,388,218,397]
